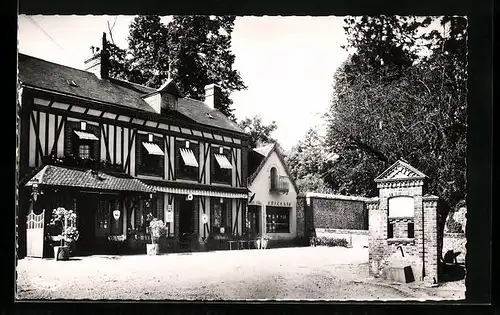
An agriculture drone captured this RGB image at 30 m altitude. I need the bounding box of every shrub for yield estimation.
[313,236,349,247]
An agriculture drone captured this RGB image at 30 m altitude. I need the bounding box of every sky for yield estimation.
[17,15,350,152]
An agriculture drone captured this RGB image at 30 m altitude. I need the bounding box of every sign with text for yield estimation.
[113,210,121,221]
[202,213,208,224]
[167,205,173,212]
[267,200,292,207]
[165,212,174,222]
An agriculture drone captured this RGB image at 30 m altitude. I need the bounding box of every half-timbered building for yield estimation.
[18,33,250,257]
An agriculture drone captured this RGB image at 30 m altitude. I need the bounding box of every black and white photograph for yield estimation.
[15,14,472,301]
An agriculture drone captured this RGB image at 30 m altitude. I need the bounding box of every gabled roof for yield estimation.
[18,53,247,135]
[25,165,154,193]
[374,159,428,182]
[143,78,184,98]
[247,142,298,194]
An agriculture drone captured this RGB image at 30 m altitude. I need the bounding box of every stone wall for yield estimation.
[296,196,306,238]
[315,228,369,248]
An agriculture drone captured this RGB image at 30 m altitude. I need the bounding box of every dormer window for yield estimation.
[161,93,178,113]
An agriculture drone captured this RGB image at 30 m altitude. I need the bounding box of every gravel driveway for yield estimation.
[16,247,464,301]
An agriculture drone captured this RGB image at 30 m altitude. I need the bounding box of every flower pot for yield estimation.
[146,243,160,255]
[54,245,69,261]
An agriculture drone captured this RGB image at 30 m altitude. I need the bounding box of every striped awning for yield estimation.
[74,130,98,141]
[180,148,199,167]
[214,154,233,170]
[150,186,247,199]
[142,142,164,156]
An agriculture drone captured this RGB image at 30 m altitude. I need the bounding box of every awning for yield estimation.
[25,165,155,193]
[214,154,233,170]
[180,148,199,167]
[74,130,99,141]
[150,185,247,199]
[142,142,164,156]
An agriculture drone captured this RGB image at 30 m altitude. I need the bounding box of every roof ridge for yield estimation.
[19,53,88,74]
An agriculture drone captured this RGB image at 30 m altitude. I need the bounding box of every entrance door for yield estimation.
[77,194,97,255]
[178,198,195,235]
[248,205,260,236]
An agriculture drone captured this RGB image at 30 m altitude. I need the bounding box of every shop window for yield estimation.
[134,195,164,232]
[211,146,232,184]
[175,140,199,181]
[210,198,232,234]
[266,207,290,233]
[137,133,164,177]
[97,200,110,230]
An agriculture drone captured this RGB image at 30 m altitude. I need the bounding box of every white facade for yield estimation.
[247,149,298,241]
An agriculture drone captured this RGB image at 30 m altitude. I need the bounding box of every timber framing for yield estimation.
[23,87,250,145]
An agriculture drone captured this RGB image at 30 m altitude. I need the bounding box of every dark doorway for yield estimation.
[248,205,260,236]
[76,193,97,255]
[178,198,195,235]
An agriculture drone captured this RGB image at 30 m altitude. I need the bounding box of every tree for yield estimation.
[238,115,278,149]
[285,128,336,194]
[106,15,246,120]
[324,16,467,210]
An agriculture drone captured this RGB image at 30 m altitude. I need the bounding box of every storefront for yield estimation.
[246,143,298,241]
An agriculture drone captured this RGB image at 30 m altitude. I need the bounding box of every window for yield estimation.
[270,167,278,190]
[266,207,290,233]
[78,144,90,159]
[97,200,110,230]
[210,198,232,234]
[211,147,232,184]
[67,121,99,160]
[175,140,199,181]
[388,222,394,238]
[137,134,164,176]
[407,222,414,238]
[134,195,164,232]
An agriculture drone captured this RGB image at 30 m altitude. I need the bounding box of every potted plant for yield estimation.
[260,234,270,250]
[49,207,79,260]
[147,218,166,255]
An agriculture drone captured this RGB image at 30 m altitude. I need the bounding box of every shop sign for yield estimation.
[113,210,121,221]
[202,213,208,224]
[167,205,173,212]
[165,212,174,222]
[267,200,292,207]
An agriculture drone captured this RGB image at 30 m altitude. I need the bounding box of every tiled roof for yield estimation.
[25,165,154,193]
[18,53,247,135]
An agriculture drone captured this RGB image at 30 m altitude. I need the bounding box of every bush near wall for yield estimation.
[312,236,349,248]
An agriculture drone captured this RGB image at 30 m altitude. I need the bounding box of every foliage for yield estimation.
[323,16,467,210]
[285,128,336,194]
[49,207,79,246]
[107,15,246,120]
[149,218,166,244]
[238,115,278,149]
[42,154,124,173]
[312,236,349,247]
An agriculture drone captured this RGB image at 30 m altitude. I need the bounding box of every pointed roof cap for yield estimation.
[374,159,428,182]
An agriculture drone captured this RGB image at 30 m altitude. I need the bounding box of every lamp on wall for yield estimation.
[219,147,224,154]
[185,140,190,149]
[80,121,87,131]
[220,197,224,204]
[148,133,154,142]
[31,178,42,202]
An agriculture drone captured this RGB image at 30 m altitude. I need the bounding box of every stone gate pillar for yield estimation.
[368,159,440,284]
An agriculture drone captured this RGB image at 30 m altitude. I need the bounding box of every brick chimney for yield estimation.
[84,32,110,80]
[204,84,221,110]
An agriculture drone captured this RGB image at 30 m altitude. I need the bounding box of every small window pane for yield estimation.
[388,223,394,239]
[408,222,414,238]
[79,144,90,159]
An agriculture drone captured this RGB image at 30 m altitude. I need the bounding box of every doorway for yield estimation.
[248,205,261,236]
[178,197,195,235]
[77,193,97,255]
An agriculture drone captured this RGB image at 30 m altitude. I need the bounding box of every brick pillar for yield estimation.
[296,197,306,238]
[422,195,439,283]
[367,198,381,277]
[413,194,424,281]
